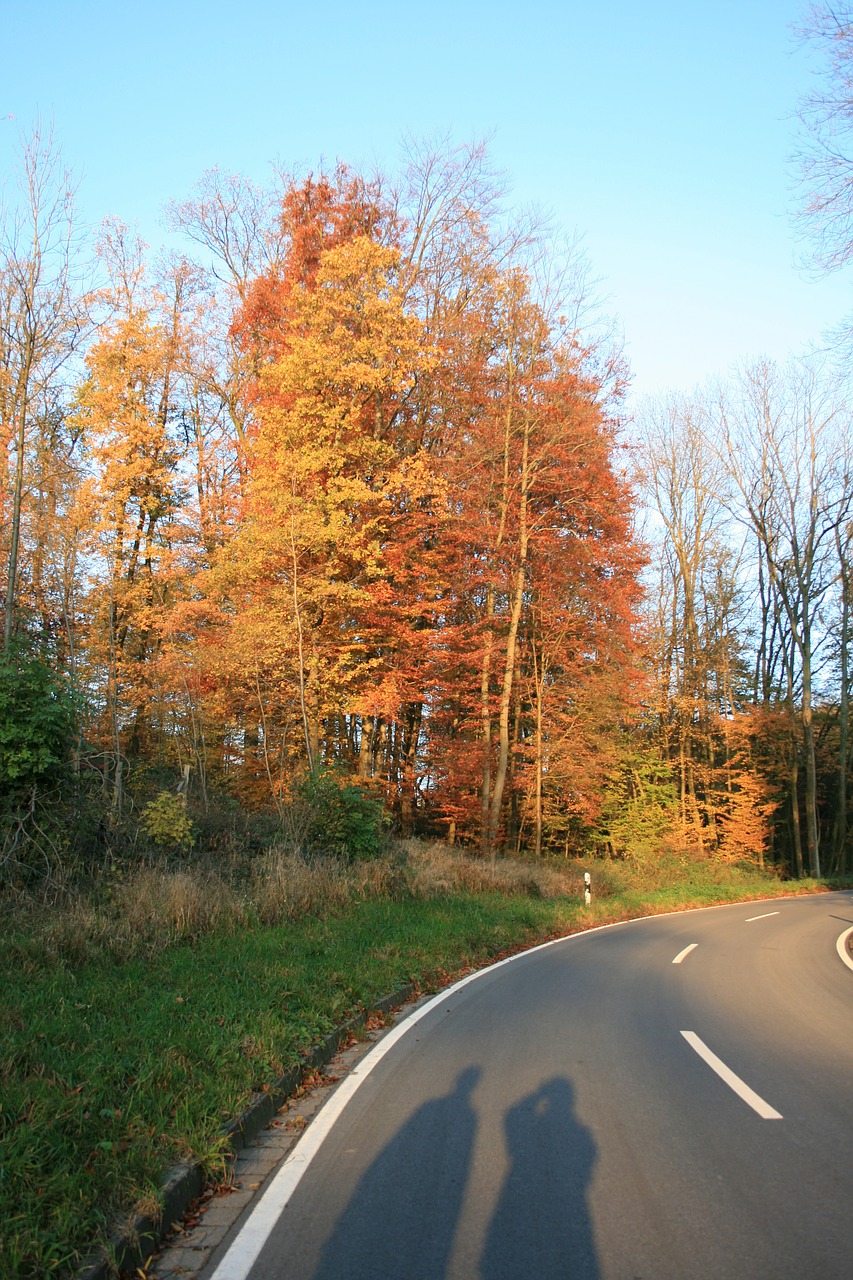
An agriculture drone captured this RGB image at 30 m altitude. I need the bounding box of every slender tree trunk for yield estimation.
[532,640,544,858]
[834,525,850,872]
[479,584,494,854]
[298,641,322,771]
[801,635,821,877]
[480,397,513,854]
[255,668,284,820]
[107,588,123,819]
[390,720,403,795]
[3,386,29,653]
[678,734,688,842]
[790,751,804,878]
[788,677,804,878]
[184,678,209,814]
[487,416,530,853]
[290,492,313,771]
[357,715,372,780]
[376,719,388,780]
[400,703,422,837]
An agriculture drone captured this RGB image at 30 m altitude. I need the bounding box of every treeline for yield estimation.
[636,365,852,879]
[1,131,644,879]
[1,128,851,883]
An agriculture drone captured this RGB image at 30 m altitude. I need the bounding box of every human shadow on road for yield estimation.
[312,1065,481,1280]
[480,1077,599,1280]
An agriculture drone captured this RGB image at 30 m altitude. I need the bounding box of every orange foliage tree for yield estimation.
[27,151,647,855]
[194,162,647,849]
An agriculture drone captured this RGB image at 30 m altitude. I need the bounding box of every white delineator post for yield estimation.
[583,871,591,905]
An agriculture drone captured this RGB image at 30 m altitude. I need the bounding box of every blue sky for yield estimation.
[2,0,849,399]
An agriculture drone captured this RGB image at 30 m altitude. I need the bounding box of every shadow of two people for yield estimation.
[314,1066,599,1279]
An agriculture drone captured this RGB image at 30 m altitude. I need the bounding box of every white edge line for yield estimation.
[836,926,853,973]
[680,1030,782,1120]
[209,893,846,1277]
[672,943,698,964]
[746,911,780,922]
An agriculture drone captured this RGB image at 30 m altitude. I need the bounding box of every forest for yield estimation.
[1,128,852,892]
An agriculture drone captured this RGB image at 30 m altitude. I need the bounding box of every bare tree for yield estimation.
[794,4,853,274]
[717,359,852,878]
[635,393,744,850]
[167,166,288,302]
[831,516,853,870]
[0,122,85,653]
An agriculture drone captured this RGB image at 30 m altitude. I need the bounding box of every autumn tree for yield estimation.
[217,229,428,802]
[404,244,642,853]
[71,228,193,815]
[23,144,637,853]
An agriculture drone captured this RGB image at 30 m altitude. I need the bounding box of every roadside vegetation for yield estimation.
[0,835,825,1279]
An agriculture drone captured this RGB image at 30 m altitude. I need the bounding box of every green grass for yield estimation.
[0,849,823,1278]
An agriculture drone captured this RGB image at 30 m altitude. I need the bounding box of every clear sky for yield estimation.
[2,0,849,400]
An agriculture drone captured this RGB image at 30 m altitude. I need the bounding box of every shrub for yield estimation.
[297,768,387,862]
[0,646,78,894]
[141,791,195,852]
[0,646,76,800]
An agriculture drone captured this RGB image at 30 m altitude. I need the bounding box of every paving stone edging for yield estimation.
[73,983,416,1280]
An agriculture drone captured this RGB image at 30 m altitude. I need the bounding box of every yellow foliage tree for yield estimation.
[216,235,431,790]
[72,293,188,812]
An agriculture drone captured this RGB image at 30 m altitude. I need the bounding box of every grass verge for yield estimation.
[0,844,824,1277]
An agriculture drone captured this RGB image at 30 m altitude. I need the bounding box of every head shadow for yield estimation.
[480,1075,599,1280]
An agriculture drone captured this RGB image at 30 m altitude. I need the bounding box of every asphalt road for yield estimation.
[204,892,853,1280]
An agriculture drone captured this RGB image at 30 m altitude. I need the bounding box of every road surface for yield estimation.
[203,892,853,1279]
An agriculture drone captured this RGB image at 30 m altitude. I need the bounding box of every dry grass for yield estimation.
[115,867,247,939]
[3,839,595,970]
[398,839,589,899]
[249,841,582,923]
[251,849,357,923]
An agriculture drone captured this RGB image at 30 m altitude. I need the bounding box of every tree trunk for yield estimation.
[833,525,850,872]
[532,639,544,858]
[801,633,821,877]
[3,385,29,652]
[479,584,494,854]
[487,415,530,854]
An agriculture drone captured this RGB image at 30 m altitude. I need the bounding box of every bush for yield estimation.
[140,791,195,852]
[297,768,387,862]
[0,646,78,894]
[0,646,76,800]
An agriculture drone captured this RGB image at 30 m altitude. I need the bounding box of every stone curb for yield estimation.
[73,983,416,1280]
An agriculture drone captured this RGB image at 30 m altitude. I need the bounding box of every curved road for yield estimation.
[204,892,853,1279]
